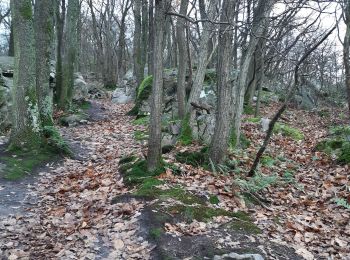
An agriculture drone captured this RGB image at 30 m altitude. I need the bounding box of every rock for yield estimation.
[261,118,271,132]
[0,76,12,133]
[112,88,132,104]
[162,133,176,148]
[213,252,264,260]
[73,72,89,102]
[59,114,88,127]
[193,113,216,143]
[0,56,14,72]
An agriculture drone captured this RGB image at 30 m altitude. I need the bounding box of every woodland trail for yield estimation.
[0,101,152,259]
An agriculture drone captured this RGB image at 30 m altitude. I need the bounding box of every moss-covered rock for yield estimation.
[315,125,350,164]
[127,76,153,116]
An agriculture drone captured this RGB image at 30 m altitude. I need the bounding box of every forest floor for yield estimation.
[0,99,349,260]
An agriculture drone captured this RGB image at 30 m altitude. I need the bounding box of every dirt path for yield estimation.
[0,101,306,260]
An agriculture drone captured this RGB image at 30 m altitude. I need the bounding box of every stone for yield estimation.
[73,72,89,102]
[112,88,132,104]
[59,114,88,127]
[261,118,271,132]
[213,252,264,260]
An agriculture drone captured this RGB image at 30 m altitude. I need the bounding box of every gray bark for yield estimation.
[147,0,167,171]
[10,0,42,147]
[133,0,143,87]
[208,0,235,164]
[59,0,80,109]
[176,0,189,119]
[344,0,350,117]
[35,0,55,126]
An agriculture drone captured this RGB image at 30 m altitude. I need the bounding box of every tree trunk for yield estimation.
[34,0,55,126]
[176,0,189,119]
[147,0,167,171]
[8,23,14,57]
[133,0,143,87]
[232,0,274,146]
[141,0,149,75]
[148,0,154,75]
[208,0,235,164]
[55,0,66,104]
[10,0,42,148]
[344,0,350,118]
[59,0,80,110]
[186,0,216,113]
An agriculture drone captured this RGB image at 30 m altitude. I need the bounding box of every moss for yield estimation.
[204,69,217,83]
[229,131,251,149]
[134,130,148,141]
[162,145,175,154]
[149,228,163,239]
[127,76,153,116]
[179,114,193,145]
[209,195,220,205]
[1,148,58,180]
[246,117,261,123]
[20,2,33,20]
[133,116,149,126]
[260,155,276,167]
[135,181,204,205]
[243,105,255,115]
[43,126,72,155]
[229,219,262,234]
[167,204,250,223]
[338,142,350,164]
[273,123,304,141]
[119,155,137,165]
[137,75,153,100]
[175,147,209,168]
[119,159,165,186]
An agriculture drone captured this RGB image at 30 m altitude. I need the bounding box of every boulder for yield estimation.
[59,113,88,127]
[112,88,132,104]
[73,72,89,102]
[0,56,14,72]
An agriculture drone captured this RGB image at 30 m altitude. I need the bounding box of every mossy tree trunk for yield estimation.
[34,0,55,126]
[9,0,43,148]
[147,0,167,171]
[59,0,80,110]
[176,0,189,119]
[208,0,235,164]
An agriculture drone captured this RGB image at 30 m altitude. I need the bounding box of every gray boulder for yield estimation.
[73,72,89,102]
[112,88,132,104]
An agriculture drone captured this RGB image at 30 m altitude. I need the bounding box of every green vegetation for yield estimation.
[133,116,150,126]
[204,69,217,83]
[134,130,148,141]
[127,76,153,116]
[273,123,304,141]
[175,147,209,168]
[229,131,251,149]
[316,125,350,164]
[234,173,278,193]
[179,114,193,145]
[261,155,276,167]
[43,126,72,155]
[333,197,350,210]
[209,195,220,205]
[246,117,261,123]
[149,228,163,239]
[1,148,58,180]
[20,2,33,20]
[243,105,255,115]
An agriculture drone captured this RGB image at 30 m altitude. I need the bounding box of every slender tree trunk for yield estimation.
[133,0,143,87]
[147,0,167,171]
[176,0,189,119]
[10,0,42,148]
[141,0,148,76]
[344,0,350,117]
[8,23,14,57]
[148,0,154,75]
[34,0,55,126]
[55,0,66,103]
[232,0,274,146]
[208,0,235,164]
[59,0,80,110]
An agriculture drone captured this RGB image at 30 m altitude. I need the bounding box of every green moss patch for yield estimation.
[246,117,261,123]
[1,148,58,180]
[133,116,150,126]
[179,114,193,145]
[128,76,153,116]
[243,105,255,115]
[273,123,304,141]
[316,125,350,164]
[150,228,163,239]
[134,130,148,141]
[175,147,209,168]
